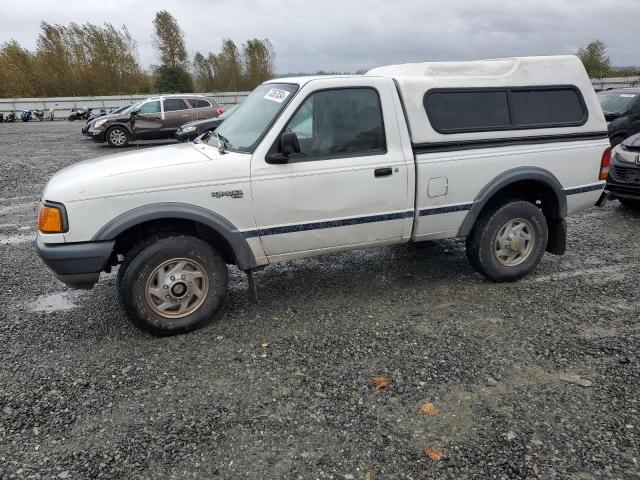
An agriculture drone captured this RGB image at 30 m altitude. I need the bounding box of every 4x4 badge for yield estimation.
[211,190,243,199]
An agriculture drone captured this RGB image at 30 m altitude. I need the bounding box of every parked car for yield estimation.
[89,95,223,147]
[34,109,45,121]
[604,132,640,208]
[82,105,132,136]
[68,108,92,121]
[4,111,15,122]
[37,55,609,335]
[176,105,237,142]
[597,88,640,146]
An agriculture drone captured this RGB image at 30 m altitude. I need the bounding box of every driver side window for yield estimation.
[284,88,386,158]
[138,101,161,114]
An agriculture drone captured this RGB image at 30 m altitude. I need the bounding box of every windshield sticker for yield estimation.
[263,88,290,103]
[620,94,637,98]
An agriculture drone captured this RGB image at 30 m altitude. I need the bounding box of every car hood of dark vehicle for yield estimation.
[180,116,223,129]
[622,133,640,151]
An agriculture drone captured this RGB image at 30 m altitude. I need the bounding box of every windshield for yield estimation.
[598,91,638,114]
[210,83,298,152]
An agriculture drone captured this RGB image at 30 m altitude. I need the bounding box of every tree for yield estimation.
[211,38,243,91]
[577,40,611,78]
[242,38,275,89]
[193,51,215,91]
[151,10,192,93]
[152,10,188,68]
[155,65,194,93]
[0,41,38,97]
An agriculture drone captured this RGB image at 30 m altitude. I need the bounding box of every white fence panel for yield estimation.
[0,92,251,119]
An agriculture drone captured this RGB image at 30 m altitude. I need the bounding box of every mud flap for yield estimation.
[247,270,258,304]
[546,218,567,255]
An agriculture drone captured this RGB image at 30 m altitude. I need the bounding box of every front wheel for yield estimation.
[117,235,228,335]
[107,126,130,147]
[466,200,548,282]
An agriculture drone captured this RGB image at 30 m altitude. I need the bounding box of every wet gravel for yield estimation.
[1,121,639,479]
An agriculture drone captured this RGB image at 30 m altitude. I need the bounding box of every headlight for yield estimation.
[93,118,108,129]
[181,126,197,133]
[38,202,67,234]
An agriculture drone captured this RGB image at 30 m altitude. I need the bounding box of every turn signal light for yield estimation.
[599,147,611,180]
[38,204,64,233]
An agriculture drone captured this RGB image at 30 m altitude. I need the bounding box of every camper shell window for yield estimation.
[424,86,588,134]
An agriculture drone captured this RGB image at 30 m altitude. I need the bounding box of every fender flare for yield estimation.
[457,167,567,237]
[92,202,258,271]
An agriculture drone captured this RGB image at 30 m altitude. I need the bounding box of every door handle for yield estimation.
[181,114,189,117]
[374,167,393,177]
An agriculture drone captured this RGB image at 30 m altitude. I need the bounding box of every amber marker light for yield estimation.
[38,204,64,233]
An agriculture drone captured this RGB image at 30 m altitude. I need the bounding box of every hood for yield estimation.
[180,116,223,129]
[622,133,640,152]
[42,142,244,202]
[94,111,129,124]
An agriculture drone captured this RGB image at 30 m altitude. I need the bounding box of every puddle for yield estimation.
[532,265,623,282]
[28,291,85,313]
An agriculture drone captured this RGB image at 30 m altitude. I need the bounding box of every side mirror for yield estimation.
[281,131,300,156]
[266,132,300,164]
[130,107,140,116]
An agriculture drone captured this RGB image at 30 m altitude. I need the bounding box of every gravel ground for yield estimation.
[1,121,639,480]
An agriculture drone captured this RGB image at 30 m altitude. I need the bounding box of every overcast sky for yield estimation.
[2,0,638,73]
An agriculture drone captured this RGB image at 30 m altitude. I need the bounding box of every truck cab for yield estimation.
[37,55,610,335]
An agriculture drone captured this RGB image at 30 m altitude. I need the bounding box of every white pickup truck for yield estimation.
[37,55,610,335]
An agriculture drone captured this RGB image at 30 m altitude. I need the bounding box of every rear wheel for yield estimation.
[117,235,228,335]
[107,126,130,147]
[466,200,548,282]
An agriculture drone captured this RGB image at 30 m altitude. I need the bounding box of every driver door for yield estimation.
[132,100,163,139]
[250,79,412,260]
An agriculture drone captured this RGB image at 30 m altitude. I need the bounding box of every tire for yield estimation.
[466,200,548,282]
[117,235,228,335]
[107,126,130,147]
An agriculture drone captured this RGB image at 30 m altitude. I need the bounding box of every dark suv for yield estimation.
[89,95,223,147]
[607,132,640,208]
[597,88,640,146]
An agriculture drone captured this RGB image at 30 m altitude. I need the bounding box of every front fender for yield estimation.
[92,202,258,271]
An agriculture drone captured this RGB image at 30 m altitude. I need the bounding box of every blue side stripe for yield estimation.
[564,183,605,195]
[419,203,473,216]
[241,210,414,238]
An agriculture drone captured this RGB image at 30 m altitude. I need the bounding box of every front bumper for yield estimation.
[606,168,640,201]
[90,130,106,142]
[36,236,114,289]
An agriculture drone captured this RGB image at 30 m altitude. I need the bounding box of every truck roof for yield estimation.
[366,55,583,81]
